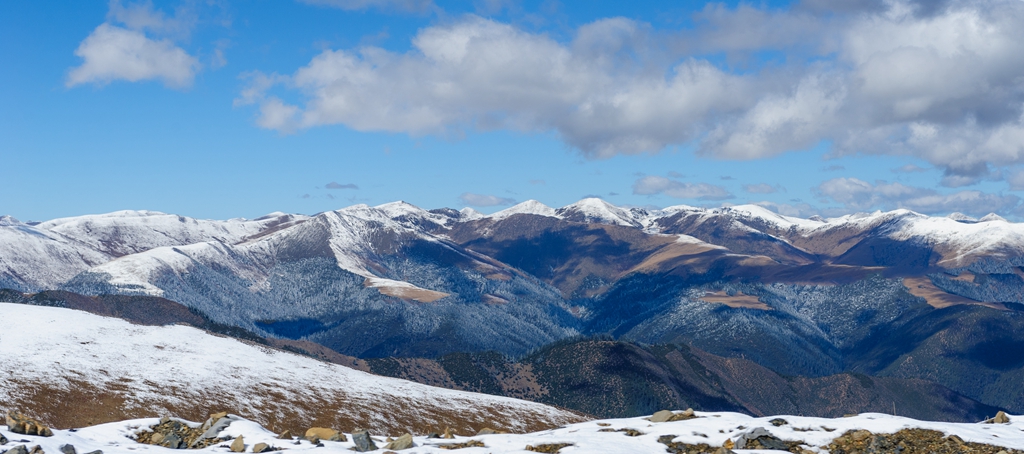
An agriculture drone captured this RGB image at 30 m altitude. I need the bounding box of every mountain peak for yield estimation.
[489,200,559,220]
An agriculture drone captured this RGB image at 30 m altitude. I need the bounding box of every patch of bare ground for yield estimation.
[363,278,450,303]
[902,276,1006,310]
[699,291,771,310]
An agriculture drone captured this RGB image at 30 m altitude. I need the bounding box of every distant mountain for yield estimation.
[4,199,1024,414]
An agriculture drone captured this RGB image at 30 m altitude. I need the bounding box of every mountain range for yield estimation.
[3,199,1024,418]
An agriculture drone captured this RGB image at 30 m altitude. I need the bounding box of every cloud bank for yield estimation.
[240,1,1024,187]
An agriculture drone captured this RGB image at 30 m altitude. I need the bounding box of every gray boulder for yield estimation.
[351,430,378,452]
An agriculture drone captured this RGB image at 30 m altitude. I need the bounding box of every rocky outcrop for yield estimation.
[828,428,1024,454]
[135,413,236,449]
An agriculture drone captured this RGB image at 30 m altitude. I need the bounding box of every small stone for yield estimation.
[150,433,165,445]
[426,432,440,439]
[252,442,270,453]
[28,446,44,454]
[209,412,229,422]
[38,427,53,438]
[83,451,103,454]
[769,418,788,427]
[649,410,675,423]
[442,427,455,439]
[305,428,345,442]
[351,430,377,452]
[947,434,965,444]
[8,445,29,454]
[159,417,171,425]
[276,430,292,440]
[722,439,734,449]
[1,433,8,445]
[384,434,414,451]
[230,436,245,453]
[714,447,735,454]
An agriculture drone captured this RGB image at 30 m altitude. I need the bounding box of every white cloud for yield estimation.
[298,0,433,13]
[459,192,515,207]
[815,177,1020,216]
[632,176,734,201]
[239,1,1024,185]
[67,24,199,88]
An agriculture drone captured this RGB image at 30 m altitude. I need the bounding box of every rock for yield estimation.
[667,409,696,422]
[209,412,229,422]
[426,432,440,439]
[276,430,292,440]
[768,418,788,427]
[714,448,735,454]
[525,442,573,453]
[150,433,166,445]
[476,428,506,435]
[384,434,414,451]
[991,411,1011,424]
[442,427,455,439]
[163,433,183,449]
[7,446,29,454]
[83,451,103,454]
[733,428,791,451]
[252,442,270,453]
[649,410,675,423]
[351,430,377,452]
[6,412,52,438]
[28,446,44,454]
[304,428,345,442]
[850,430,871,442]
[230,436,245,453]
[192,415,236,447]
[1,433,8,445]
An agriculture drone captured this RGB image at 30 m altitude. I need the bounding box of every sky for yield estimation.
[3,0,1024,222]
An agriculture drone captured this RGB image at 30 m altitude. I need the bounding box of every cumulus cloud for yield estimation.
[298,0,433,13]
[743,183,783,194]
[325,181,358,189]
[239,1,1024,185]
[815,177,1020,216]
[632,176,734,201]
[459,192,515,207]
[67,1,200,88]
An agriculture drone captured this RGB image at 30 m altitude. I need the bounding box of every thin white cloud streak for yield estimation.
[632,176,734,201]
[298,0,433,13]
[459,192,515,207]
[241,1,1024,185]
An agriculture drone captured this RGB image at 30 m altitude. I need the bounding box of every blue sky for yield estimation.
[3,0,1024,221]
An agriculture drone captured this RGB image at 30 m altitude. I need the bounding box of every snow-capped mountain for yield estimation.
[0,211,305,292]
[5,199,1024,417]
[0,303,583,435]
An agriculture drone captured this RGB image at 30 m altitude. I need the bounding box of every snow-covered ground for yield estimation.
[2,411,1022,454]
[0,304,581,434]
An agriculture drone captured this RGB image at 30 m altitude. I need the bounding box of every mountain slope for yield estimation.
[0,303,584,434]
